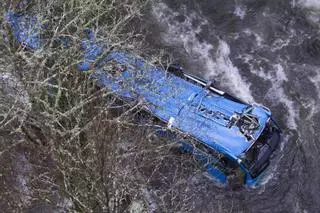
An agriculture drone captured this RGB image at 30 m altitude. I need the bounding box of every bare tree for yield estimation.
[0,0,219,212]
[0,0,156,212]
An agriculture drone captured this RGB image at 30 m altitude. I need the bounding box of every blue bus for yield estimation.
[6,10,281,187]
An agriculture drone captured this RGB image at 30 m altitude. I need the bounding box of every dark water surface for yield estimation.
[146,0,320,212]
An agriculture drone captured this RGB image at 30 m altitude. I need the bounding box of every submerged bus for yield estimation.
[6,10,281,187]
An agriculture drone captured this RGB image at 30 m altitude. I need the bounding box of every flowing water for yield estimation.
[145,0,320,212]
[2,1,319,212]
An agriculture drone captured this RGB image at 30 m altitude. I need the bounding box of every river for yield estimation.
[145,0,320,212]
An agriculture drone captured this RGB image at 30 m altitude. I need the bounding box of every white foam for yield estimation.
[306,71,320,120]
[234,5,246,20]
[294,0,320,28]
[297,0,320,10]
[0,73,11,79]
[243,29,265,47]
[250,64,298,129]
[152,3,254,103]
[274,64,288,82]
[271,87,297,129]
[208,40,254,102]
[309,70,320,100]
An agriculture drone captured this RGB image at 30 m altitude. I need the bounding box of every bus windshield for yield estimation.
[241,120,280,177]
